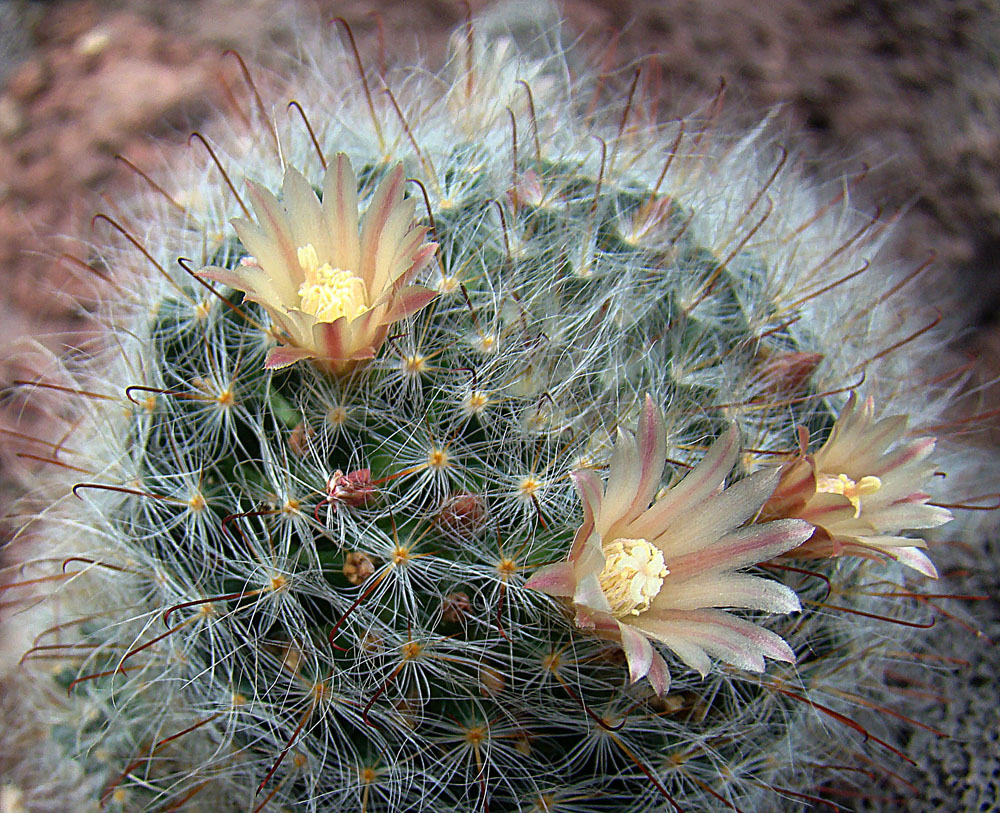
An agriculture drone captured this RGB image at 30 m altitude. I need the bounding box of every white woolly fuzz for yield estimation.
[2,4,994,812]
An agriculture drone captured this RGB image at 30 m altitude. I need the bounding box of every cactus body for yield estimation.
[1,9,986,812]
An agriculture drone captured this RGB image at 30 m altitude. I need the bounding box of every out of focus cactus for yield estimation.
[1,6,987,811]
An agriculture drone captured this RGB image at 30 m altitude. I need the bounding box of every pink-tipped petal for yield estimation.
[574,573,613,615]
[246,182,302,286]
[645,467,781,558]
[282,167,326,257]
[405,240,439,280]
[646,650,671,696]
[359,164,406,289]
[653,572,801,614]
[324,153,361,272]
[523,562,577,597]
[371,198,419,294]
[863,541,939,578]
[641,609,795,673]
[571,470,604,530]
[386,227,431,286]
[868,501,953,531]
[628,396,668,522]
[873,436,936,476]
[265,346,318,369]
[631,617,712,676]
[667,518,813,580]
[315,318,350,363]
[382,286,438,322]
[617,622,654,684]
[889,546,939,578]
[634,424,740,534]
[599,427,640,536]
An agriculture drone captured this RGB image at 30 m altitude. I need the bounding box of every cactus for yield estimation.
[1,7,987,812]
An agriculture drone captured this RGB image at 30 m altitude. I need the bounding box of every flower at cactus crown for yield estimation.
[198,154,438,373]
[758,393,953,579]
[525,396,812,695]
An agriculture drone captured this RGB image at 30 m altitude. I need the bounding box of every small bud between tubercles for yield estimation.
[441,591,472,625]
[343,551,375,585]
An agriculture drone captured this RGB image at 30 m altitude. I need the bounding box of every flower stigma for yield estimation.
[815,473,882,518]
[598,537,669,617]
[296,244,369,323]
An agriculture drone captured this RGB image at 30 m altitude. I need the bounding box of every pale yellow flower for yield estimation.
[199,154,437,373]
[525,397,811,695]
[760,393,953,577]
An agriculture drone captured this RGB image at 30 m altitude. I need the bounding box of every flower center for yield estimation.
[815,472,882,518]
[598,537,669,617]
[296,244,369,323]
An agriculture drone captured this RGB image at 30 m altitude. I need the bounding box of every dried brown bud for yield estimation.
[753,351,823,397]
[343,551,375,585]
[441,591,472,624]
[437,491,488,535]
[478,665,505,697]
[288,421,315,457]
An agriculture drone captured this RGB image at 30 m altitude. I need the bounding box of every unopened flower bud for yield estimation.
[437,491,488,535]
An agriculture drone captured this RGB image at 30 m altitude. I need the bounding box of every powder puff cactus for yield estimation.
[0,6,988,812]
[526,397,811,694]
[198,154,437,372]
[760,393,953,577]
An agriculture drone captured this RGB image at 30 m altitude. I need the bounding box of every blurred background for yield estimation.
[2,0,1000,367]
[0,0,998,808]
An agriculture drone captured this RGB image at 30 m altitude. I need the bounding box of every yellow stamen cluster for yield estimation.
[815,473,882,518]
[598,537,669,617]
[296,244,369,323]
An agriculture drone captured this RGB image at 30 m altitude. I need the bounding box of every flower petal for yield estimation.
[372,198,419,295]
[617,621,653,685]
[646,650,671,696]
[571,470,604,527]
[282,167,327,258]
[245,182,303,288]
[628,424,739,538]
[653,572,801,613]
[865,500,953,532]
[630,616,712,676]
[638,609,795,673]
[882,545,939,578]
[666,518,813,579]
[873,436,935,476]
[388,229,436,288]
[265,345,318,369]
[852,535,939,578]
[573,572,613,615]
[323,153,361,273]
[570,470,603,560]
[359,164,406,290]
[629,396,668,519]
[382,285,438,322]
[196,264,284,307]
[645,467,781,558]
[598,426,640,536]
[523,562,576,597]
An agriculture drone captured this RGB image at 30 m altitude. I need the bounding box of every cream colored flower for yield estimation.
[759,393,953,578]
[525,397,811,695]
[199,154,438,373]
